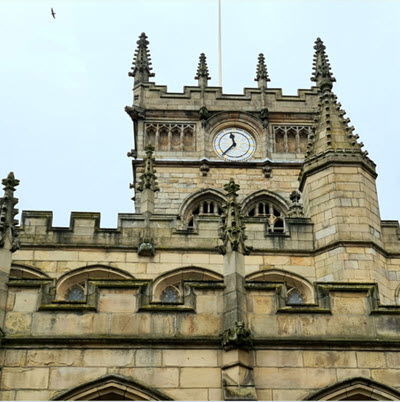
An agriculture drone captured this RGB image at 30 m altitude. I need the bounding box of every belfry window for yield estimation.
[187,199,223,229]
[145,122,196,152]
[272,125,314,153]
[246,200,286,234]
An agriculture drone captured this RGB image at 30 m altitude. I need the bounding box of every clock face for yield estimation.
[213,128,256,161]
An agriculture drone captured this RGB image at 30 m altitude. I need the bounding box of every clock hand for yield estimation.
[221,141,237,156]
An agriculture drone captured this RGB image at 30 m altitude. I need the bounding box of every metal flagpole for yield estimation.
[218,0,222,87]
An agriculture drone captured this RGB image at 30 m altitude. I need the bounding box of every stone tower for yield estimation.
[1,34,400,401]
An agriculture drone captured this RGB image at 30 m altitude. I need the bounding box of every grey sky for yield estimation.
[1,0,399,227]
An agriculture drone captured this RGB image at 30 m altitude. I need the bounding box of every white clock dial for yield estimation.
[213,128,256,161]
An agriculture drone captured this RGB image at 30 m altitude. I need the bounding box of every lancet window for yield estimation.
[272,125,314,153]
[145,123,196,152]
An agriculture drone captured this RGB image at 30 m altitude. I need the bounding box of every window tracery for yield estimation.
[187,199,223,229]
[272,125,314,153]
[286,287,304,304]
[160,284,181,303]
[145,123,196,152]
[65,282,86,301]
[246,200,285,233]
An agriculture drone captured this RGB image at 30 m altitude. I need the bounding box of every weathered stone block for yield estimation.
[98,289,136,313]
[126,367,179,388]
[2,367,49,390]
[356,351,387,368]
[254,367,336,388]
[26,349,82,367]
[180,367,221,388]
[164,349,218,367]
[256,350,303,367]
[303,351,357,368]
[13,289,39,312]
[167,388,208,401]
[5,312,32,335]
[4,349,26,366]
[82,349,134,367]
[48,367,107,389]
[135,349,162,367]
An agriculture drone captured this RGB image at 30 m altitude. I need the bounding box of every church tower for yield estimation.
[2,33,400,401]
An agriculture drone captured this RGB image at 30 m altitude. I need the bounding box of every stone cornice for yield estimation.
[299,150,377,191]
[4,335,400,349]
[132,158,304,169]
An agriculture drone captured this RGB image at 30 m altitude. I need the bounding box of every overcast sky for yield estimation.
[1,0,399,227]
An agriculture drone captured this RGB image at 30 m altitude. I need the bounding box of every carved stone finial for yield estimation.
[254,53,270,89]
[137,145,159,192]
[195,53,211,88]
[218,179,252,255]
[2,172,19,192]
[288,190,304,218]
[221,321,253,351]
[311,37,336,90]
[0,172,20,252]
[128,32,155,85]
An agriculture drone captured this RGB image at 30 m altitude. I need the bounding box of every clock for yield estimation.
[213,127,256,161]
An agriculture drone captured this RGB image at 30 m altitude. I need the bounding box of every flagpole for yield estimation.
[218,0,222,87]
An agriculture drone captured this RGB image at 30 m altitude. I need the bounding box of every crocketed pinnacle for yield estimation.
[129,32,155,85]
[311,37,336,89]
[305,39,366,159]
[0,172,20,252]
[217,179,252,255]
[195,53,211,87]
[137,145,159,192]
[254,53,270,88]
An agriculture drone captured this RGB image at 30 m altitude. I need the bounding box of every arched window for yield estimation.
[170,126,181,151]
[187,199,223,229]
[246,269,314,304]
[160,285,180,303]
[65,283,86,301]
[152,266,223,303]
[56,265,134,301]
[145,125,156,147]
[306,377,400,401]
[53,374,173,401]
[183,126,195,151]
[245,199,286,234]
[178,189,226,231]
[286,287,304,304]
[158,125,169,151]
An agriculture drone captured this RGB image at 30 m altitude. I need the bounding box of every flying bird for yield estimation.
[51,8,56,19]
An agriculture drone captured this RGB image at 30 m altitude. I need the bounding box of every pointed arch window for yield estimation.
[65,282,86,301]
[287,287,304,304]
[246,200,286,234]
[160,285,180,303]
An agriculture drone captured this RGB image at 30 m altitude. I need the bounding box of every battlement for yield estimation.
[135,83,319,113]
[18,210,400,256]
